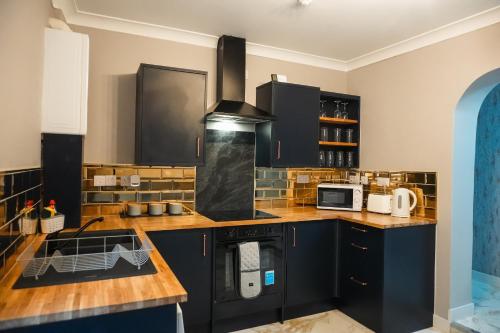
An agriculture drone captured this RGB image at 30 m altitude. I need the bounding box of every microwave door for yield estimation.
[319,188,354,209]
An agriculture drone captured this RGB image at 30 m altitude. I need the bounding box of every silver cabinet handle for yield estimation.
[351,242,368,252]
[292,226,296,247]
[351,226,367,233]
[277,140,281,160]
[196,137,200,158]
[350,276,368,286]
[202,233,207,257]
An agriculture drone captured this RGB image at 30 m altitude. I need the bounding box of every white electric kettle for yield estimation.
[391,188,417,218]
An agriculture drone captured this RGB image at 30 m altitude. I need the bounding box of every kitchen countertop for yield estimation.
[0,206,435,329]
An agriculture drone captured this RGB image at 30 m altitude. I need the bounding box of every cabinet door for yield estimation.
[271,84,319,167]
[339,221,383,332]
[285,221,337,307]
[137,65,206,166]
[42,28,89,135]
[147,229,212,327]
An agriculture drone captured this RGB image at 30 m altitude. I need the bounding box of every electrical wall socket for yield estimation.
[105,175,116,186]
[361,175,369,185]
[121,175,141,187]
[93,175,106,186]
[297,174,310,184]
[349,174,361,184]
[376,177,390,187]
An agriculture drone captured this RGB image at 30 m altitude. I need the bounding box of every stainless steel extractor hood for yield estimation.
[206,35,276,123]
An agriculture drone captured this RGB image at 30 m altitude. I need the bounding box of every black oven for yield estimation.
[214,224,283,319]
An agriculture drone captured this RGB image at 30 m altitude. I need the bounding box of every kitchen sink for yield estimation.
[13,229,157,289]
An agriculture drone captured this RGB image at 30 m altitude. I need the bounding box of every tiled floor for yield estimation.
[455,272,500,333]
[232,310,441,333]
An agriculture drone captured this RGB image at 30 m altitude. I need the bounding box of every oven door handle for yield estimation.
[219,239,279,250]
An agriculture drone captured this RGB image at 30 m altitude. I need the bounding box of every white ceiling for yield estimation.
[73,0,499,61]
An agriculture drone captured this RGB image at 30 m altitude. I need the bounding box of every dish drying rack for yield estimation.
[17,234,153,280]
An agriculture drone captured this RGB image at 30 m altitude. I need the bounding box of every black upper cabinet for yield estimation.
[135,64,207,166]
[285,220,338,307]
[256,82,320,167]
[147,229,212,330]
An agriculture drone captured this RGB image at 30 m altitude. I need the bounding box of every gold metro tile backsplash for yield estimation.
[82,164,195,216]
[255,168,437,219]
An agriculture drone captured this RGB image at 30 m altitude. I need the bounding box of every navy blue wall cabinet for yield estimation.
[256,82,320,167]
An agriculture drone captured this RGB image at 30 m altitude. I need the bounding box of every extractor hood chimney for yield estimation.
[206,35,275,123]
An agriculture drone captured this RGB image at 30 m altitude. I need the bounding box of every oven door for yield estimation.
[215,238,282,303]
[318,186,354,210]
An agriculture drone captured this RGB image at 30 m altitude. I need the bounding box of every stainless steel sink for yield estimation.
[13,229,157,289]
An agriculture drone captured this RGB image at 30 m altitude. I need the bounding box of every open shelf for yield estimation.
[319,141,358,147]
[319,117,358,125]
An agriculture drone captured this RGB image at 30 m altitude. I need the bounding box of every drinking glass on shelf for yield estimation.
[320,127,329,141]
[319,100,327,118]
[319,150,326,167]
[333,128,342,142]
[326,151,334,168]
[335,151,344,168]
[345,129,354,143]
[333,100,342,118]
[346,151,354,168]
[341,102,349,119]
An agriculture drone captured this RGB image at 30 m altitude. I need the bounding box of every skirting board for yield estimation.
[433,314,451,332]
[449,303,474,322]
[473,270,500,289]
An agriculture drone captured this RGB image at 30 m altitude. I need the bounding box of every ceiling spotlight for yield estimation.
[297,0,312,6]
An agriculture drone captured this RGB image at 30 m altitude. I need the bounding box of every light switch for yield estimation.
[105,175,116,186]
[93,175,106,186]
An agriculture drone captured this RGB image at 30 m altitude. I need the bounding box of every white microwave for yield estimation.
[317,183,363,211]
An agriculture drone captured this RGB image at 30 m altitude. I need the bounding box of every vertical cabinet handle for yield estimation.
[292,226,296,247]
[196,137,200,158]
[202,233,207,257]
[277,140,281,160]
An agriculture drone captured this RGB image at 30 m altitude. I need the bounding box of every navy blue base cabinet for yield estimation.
[147,229,212,333]
[339,221,436,333]
[2,305,176,333]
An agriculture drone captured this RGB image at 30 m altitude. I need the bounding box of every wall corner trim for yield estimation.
[53,0,500,71]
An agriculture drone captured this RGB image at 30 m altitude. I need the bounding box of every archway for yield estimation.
[450,68,500,326]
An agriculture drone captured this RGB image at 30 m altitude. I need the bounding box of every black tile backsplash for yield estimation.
[0,168,42,274]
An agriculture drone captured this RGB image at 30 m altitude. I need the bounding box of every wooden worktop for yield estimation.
[0,220,187,330]
[132,206,436,231]
[0,206,435,329]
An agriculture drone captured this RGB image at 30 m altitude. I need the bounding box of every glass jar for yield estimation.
[333,128,342,142]
[346,151,354,168]
[319,150,325,167]
[335,151,344,168]
[326,151,335,168]
[345,129,354,143]
[320,127,329,141]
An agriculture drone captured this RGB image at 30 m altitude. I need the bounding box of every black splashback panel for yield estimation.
[196,130,255,212]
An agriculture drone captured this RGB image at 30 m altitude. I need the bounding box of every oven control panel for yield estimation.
[216,224,283,241]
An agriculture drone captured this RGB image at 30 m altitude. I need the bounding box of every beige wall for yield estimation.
[71,26,347,164]
[0,0,54,171]
[348,23,500,318]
